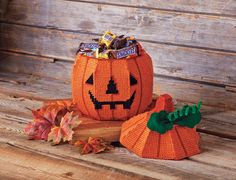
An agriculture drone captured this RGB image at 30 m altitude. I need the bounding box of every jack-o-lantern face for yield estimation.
[87,75,136,110]
[72,47,153,121]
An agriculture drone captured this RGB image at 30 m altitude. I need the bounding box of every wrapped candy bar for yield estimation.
[76,43,98,57]
[110,44,139,59]
[95,49,111,59]
[76,31,140,59]
[79,43,99,49]
[100,31,117,48]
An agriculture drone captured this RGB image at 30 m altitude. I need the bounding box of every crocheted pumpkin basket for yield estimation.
[72,44,153,121]
[120,94,201,160]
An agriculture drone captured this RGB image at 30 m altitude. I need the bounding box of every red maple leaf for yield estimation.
[24,99,82,141]
[24,110,54,140]
[24,103,68,140]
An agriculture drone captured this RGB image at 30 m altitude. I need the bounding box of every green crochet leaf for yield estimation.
[167,101,202,128]
[147,101,202,134]
[147,111,173,134]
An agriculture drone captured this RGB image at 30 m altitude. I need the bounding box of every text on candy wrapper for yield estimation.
[116,47,136,59]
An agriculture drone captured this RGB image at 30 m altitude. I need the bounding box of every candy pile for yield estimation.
[77,31,139,59]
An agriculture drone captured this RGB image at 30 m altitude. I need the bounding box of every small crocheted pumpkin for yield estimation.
[120,94,201,160]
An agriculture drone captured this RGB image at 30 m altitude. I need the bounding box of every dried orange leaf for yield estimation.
[47,112,81,145]
[74,137,113,155]
[24,100,81,141]
[44,100,81,115]
[47,126,62,144]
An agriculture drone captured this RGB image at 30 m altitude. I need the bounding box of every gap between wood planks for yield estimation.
[0,84,235,178]
[66,0,236,18]
[1,23,236,86]
[1,0,236,52]
[0,90,235,140]
[1,0,235,51]
[1,50,236,89]
[0,69,235,110]
[2,21,236,55]
[0,63,236,110]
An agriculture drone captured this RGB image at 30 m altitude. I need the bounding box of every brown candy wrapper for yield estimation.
[77,31,139,59]
[111,37,127,50]
[110,44,139,59]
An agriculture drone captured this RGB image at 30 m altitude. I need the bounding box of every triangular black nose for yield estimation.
[106,77,118,94]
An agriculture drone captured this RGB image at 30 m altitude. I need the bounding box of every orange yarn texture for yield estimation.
[152,94,174,113]
[120,94,200,160]
[72,45,153,121]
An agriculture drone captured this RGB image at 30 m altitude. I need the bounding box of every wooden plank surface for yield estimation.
[154,77,236,110]
[0,0,8,19]
[0,23,84,61]
[0,51,71,81]
[2,0,236,51]
[0,72,71,100]
[0,92,123,142]
[0,91,235,140]
[197,110,236,139]
[0,143,143,180]
[74,0,236,17]
[1,1,236,178]
[0,127,236,180]
[0,82,235,179]
[1,24,236,87]
[0,66,236,110]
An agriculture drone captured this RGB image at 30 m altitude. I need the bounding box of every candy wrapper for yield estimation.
[76,31,138,59]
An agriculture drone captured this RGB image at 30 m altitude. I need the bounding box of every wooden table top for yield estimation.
[0,71,235,180]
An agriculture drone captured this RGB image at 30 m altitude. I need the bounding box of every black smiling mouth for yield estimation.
[88,91,136,110]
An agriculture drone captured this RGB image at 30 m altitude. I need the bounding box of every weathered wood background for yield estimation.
[0,0,236,109]
[0,1,236,179]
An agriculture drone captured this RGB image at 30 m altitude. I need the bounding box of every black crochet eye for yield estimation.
[86,74,93,85]
[130,74,137,85]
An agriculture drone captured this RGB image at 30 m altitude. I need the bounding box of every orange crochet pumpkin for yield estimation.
[72,45,153,121]
[120,94,201,160]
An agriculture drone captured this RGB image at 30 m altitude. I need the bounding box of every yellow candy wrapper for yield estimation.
[100,31,117,48]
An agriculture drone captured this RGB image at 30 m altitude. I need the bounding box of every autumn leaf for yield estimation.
[74,140,93,154]
[24,108,58,140]
[48,112,81,145]
[24,102,71,140]
[44,100,81,116]
[74,137,113,155]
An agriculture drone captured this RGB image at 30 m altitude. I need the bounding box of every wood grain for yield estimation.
[2,0,236,51]
[1,1,236,178]
[0,23,86,61]
[197,111,236,139]
[72,0,236,17]
[0,92,235,140]
[0,93,122,142]
[0,72,71,100]
[0,127,236,180]
[0,0,8,19]
[0,91,235,178]
[0,51,71,81]
[0,68,236,110]
[1,24,236,87]
[154,77,236,110]
[0,143,143,180]
[0,93,42,119]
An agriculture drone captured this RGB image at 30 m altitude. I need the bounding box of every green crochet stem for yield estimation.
[147,101,202,134]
